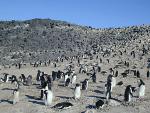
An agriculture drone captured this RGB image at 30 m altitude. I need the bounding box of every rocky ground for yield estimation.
[0,41,150,113]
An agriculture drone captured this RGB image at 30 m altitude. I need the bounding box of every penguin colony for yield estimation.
[0,41,149,112]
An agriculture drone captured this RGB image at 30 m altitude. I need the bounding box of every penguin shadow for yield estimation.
[59,81,65,83]
[88,95,105,99]
[56,96,73,100]
[110,97,122,103]
[93,90,104,94]
[70,87,75,90]
[25,95,40,100]
[99,81,105,83]
[58,84,65,87]
[2,88,14,91]
[36,86,42,89]
[96,86,104,89]
[32,83,40,86]
[28,100,45,105]
[0,99,12,104]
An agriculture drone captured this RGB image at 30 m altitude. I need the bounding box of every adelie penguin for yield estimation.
[64,74,69,83]
[147,70,149,80]
[19,74,26,83]
[52,102,73,109]
[26,75,32,86]
[97,66,101,72]
[82,79,88,90]
[44,87,53,106]
[91,72,96,83]
[1,73,9,82]
[74,83,81,100]
[71,74,77,85]
[36,70,41,82]
[124,85,133,103]
[115,70,118,77]
[11,76,20,89]
[65,78,70,87]
[138,79,145,99]
[95,99,105,109]
[107,74,116,92]
[41,81,52,100]
[136,70,140,78]
[13,89,19,104]
[105,81,112,103]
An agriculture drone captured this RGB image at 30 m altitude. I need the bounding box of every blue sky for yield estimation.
[0,0,150,28]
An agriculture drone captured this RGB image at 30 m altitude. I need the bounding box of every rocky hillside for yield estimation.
[0,19,150,64]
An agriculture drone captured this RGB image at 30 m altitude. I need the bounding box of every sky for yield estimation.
[0,0,150,28]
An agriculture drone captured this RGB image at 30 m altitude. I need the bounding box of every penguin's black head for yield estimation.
[28,75,32,79]
[85,79,89,81]
[14,89,18,92]
[38,70,41,73]
[126,85,132,89]
[13,89,18,94]
[76,83,80,87]
[139,79,145,85]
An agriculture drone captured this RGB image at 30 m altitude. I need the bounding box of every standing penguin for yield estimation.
[97,66,101,73]
[91,72,96,83]
[26,75,32,86]
[107,74,114,92]
[147,70,149,80]
[20,74,26,83]
[11,77,20,89]
[115,70,118,77]
[136,70,140,78]
[82,79,89,90]
[65,78,71,87]
[74,83,81,100]
[2,74,9,82]
[44,87,53,106]
[64,74,69,83]
[13,89,19,104]
[71,74,77,85]
[105,81,112,103]
[36,70,41,81]
[138,79,145,99]
[124,85,133,103]
[109,68,114,75]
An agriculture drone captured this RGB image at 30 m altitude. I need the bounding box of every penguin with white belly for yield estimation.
[13,89,19,104]
[111,76,116,89]
[71,74,77,85]
[64,74,69,83]
[74,83,81,100]
[44,87,53,106]
[138,79,145,99]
